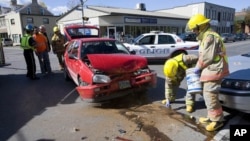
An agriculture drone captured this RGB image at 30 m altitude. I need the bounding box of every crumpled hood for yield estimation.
[87,54,148,73]
[225,54,250,80]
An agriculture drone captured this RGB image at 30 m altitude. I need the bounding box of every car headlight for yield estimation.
[221,79,250,90]
[93,74,111,83]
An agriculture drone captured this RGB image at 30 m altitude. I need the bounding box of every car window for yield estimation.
[5,38,12,41]
[158,35,175,44]
[81,41,128,58]
[139,35,155,45]
[67,41,80,57]
[158,35,176,44]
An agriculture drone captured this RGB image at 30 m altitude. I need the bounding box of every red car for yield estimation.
[63,32,157,102]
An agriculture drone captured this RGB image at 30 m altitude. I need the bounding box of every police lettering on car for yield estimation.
[135,48,170,54]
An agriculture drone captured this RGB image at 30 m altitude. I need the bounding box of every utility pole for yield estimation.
[80,0,87,25]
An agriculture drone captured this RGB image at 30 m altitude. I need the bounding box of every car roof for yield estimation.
[71,37,116,42]
[64,24,99,29]
[142,31,176,36]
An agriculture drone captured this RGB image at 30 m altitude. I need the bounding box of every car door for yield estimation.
[155,34,177,58]
[66,41,81,83]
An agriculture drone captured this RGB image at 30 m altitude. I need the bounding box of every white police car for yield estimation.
[123,31,199,60]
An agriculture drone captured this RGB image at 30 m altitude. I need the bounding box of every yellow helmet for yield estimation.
[187,14,210,30]
[53,26,59,32]
[163,59,178,78]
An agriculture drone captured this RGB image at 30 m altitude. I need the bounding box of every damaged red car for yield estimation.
[63,37,157,102]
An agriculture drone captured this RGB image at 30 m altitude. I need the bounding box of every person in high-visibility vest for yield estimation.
[20,24,39,80]
[162,53,198,109]
[186,14,229,132]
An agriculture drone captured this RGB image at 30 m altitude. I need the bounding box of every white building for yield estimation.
[0,0,58,45]
[157,2,235,34]
[56,3,191,40]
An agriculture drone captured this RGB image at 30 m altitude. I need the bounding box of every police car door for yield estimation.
[134,35,156,59]
[156,34,176,59]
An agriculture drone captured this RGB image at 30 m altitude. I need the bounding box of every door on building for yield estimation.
[107,27,116,39]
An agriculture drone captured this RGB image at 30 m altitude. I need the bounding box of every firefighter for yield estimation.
[186,14,229,131]
[162,53,198,110]
[20,24,39,80]
[51,26,67,70]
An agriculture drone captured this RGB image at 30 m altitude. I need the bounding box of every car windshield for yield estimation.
[66,27,99,39]
[133,34,144,43]
[81,40,130,58]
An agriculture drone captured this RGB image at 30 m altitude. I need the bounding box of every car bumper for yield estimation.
[76,71,157,102]
[219,88,250,113]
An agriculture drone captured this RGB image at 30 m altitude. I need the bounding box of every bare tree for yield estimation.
[67,0,80,9]
[245,10,250,30]
[38,0,47,9]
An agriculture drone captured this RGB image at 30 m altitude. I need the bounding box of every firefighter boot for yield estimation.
[186,105,194,113]
[205,121,224,132]
[199,117,211,124]
[161,96,175,105]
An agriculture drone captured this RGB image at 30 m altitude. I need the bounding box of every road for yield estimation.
[0,40,250,141]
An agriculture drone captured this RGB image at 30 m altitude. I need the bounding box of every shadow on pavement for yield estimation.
[0,72,78,141]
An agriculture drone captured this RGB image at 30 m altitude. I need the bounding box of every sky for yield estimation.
[0,0,249,15]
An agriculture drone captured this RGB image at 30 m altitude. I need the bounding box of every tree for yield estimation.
[39,0,47,9]
[67,0,80,9]
[245,10,250,26]
[234,7,250,33]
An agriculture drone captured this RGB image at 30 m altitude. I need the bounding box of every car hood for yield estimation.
[87,54,148,73]
[225,54,250,80]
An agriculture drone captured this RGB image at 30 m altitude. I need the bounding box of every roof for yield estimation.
[16,2,54,16]
[86,5,189,19]
[57,5,190,22]
[155,1,235,11]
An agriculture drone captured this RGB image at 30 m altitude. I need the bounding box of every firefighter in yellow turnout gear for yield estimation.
[187,14,229,132]
[162,53,198,110]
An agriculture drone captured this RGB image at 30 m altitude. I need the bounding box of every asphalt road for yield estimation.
[1,40,250,141]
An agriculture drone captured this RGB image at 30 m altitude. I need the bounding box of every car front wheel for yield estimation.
[78,76,87,86]
[64,67,71,81]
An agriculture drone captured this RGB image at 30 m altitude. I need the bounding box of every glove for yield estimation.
[193,67,201,74]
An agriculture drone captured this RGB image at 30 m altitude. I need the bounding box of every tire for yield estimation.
[78,76,87,86]
[64,67,71,81]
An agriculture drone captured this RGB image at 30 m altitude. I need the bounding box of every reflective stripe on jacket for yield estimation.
[197,29,229,81]
[173,53,188,70]
[20,34,34,50]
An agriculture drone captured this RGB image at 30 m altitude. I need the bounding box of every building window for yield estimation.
[27,7,31,14]
[10,19,15,25]
[27,17,33,23]
[40,8,44,15]
[43,18,49,24]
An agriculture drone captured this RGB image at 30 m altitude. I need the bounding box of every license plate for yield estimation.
[119,80,131,89]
